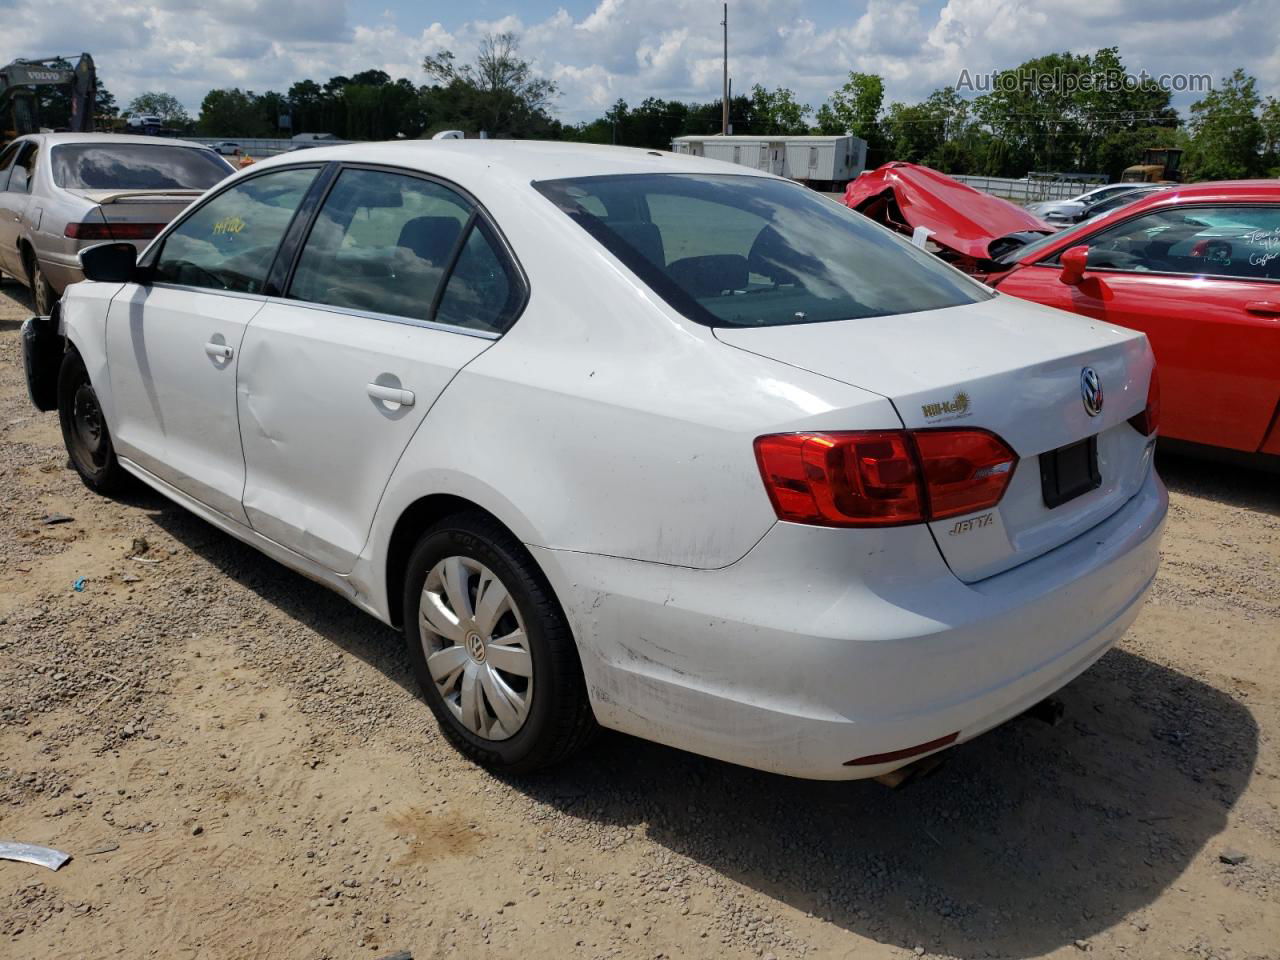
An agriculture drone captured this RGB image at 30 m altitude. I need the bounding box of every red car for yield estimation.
[844,162,1054,272]
[845,167,1280,458]
[983,182,1280,458]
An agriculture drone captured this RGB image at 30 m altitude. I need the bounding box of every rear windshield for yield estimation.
[533,173,991,327]
[51,143,232,191]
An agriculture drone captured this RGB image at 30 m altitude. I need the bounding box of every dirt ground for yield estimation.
[0,281,1277,960]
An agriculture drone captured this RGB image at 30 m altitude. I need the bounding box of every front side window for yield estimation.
[153,166,318,293]
[51,144,232,191]
[534,173,990,328]
[1082,205,1280,281]
[289,169,472,321]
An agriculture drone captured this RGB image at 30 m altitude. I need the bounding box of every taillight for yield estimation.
[1128,367,1160,436]
[65,222,163,241]
[754,428,1017,528]
[913,429,1017,520]
[754,431,925,526]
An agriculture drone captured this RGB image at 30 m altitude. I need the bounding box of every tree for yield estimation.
[882,88,980,170]
[815,72,886,162]
[1262,96,1280,175]
[1187,68,1264,180]
[747,85,811,135]
[95,82,118,119]
[197,88,266,137]
[127,91,191,128]
[815,73,884,139]
[422,32,558,137]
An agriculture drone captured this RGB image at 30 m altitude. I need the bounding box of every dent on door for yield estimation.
[235,302,492,574]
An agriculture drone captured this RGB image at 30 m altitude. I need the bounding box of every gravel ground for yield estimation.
[1,281,1278,960]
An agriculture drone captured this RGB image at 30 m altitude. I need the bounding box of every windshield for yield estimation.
[533,173,991,328]
[51,143,233,191]
[997,219,1096,264]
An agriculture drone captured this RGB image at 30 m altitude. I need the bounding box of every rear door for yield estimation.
[996,203,1280,452]
[106,165,320,522]
[237,165,526,573]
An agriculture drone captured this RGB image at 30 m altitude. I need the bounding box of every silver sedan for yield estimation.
[0,132,234,312]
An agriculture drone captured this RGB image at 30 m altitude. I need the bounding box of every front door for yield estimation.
[238,166,524,573]
[106,166,320,521]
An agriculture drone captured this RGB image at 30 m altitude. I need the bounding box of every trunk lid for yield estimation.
[69,189,201,248]
[715,295,1156,582]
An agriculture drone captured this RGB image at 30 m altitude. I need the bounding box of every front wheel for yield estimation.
[402,512,595,774]
[57,350,132,495]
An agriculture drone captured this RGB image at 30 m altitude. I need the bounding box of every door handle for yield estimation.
[204,342,233,360]
[366,383,415,406]
[1245,301,1280,317]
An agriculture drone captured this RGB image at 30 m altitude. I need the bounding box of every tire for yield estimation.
[30,258,56,315]
[57,349,132,495]
[402,511,595,774]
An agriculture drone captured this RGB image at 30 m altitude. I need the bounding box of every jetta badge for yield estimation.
[1080,367,1104,417]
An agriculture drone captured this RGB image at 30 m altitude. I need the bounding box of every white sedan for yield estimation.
[21,141,1167,780]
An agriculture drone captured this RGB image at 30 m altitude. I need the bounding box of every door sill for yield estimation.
[118,457,381,618]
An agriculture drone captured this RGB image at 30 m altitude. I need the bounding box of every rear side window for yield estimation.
[288,168,522,333]
[153,166,318,294]
[0,142,21,192]
[1084,206,1280,281]
[8,143,38,193]
[51,144,232,190]
[534,173,989,327]
[436,221,521,333]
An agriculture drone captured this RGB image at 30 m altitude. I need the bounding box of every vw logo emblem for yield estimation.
[1080,367,1104,417]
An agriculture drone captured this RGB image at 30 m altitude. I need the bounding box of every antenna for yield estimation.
[721,2,728,135]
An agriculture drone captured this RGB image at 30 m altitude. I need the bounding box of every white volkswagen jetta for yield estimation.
[22,141,1167,780]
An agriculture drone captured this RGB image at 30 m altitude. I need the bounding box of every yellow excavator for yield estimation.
[1121,147,1183,183]
[0,53,96,146]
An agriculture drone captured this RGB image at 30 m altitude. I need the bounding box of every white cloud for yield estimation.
[0,0,1274,123]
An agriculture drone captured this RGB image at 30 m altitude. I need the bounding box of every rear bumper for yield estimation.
[534,467,1168,780]
[37,250,84,292]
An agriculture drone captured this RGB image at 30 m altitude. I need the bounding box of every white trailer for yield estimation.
[671,134,866,188]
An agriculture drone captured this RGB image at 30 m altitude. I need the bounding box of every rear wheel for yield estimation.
[402,512,595,774]
[57,350,131,495]
[30,260,56,315]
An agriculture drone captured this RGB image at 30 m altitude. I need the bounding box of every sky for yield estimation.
[1,0,1276,124]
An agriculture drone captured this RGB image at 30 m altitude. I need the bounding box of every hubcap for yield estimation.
[418,556,533,741]
[72,384,107,464]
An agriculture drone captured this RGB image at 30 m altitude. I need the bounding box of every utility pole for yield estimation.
[721,2,728,135]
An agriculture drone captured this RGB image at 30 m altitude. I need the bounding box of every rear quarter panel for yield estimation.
[356,189,901,615]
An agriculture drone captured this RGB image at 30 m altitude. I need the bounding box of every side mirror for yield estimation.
[1059,245,1089,285]
[79,242,140,284]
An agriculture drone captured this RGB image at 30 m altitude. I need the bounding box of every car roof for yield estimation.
[243,139,780,190]
[15,132,216,149]
[1080,180,1277,224]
